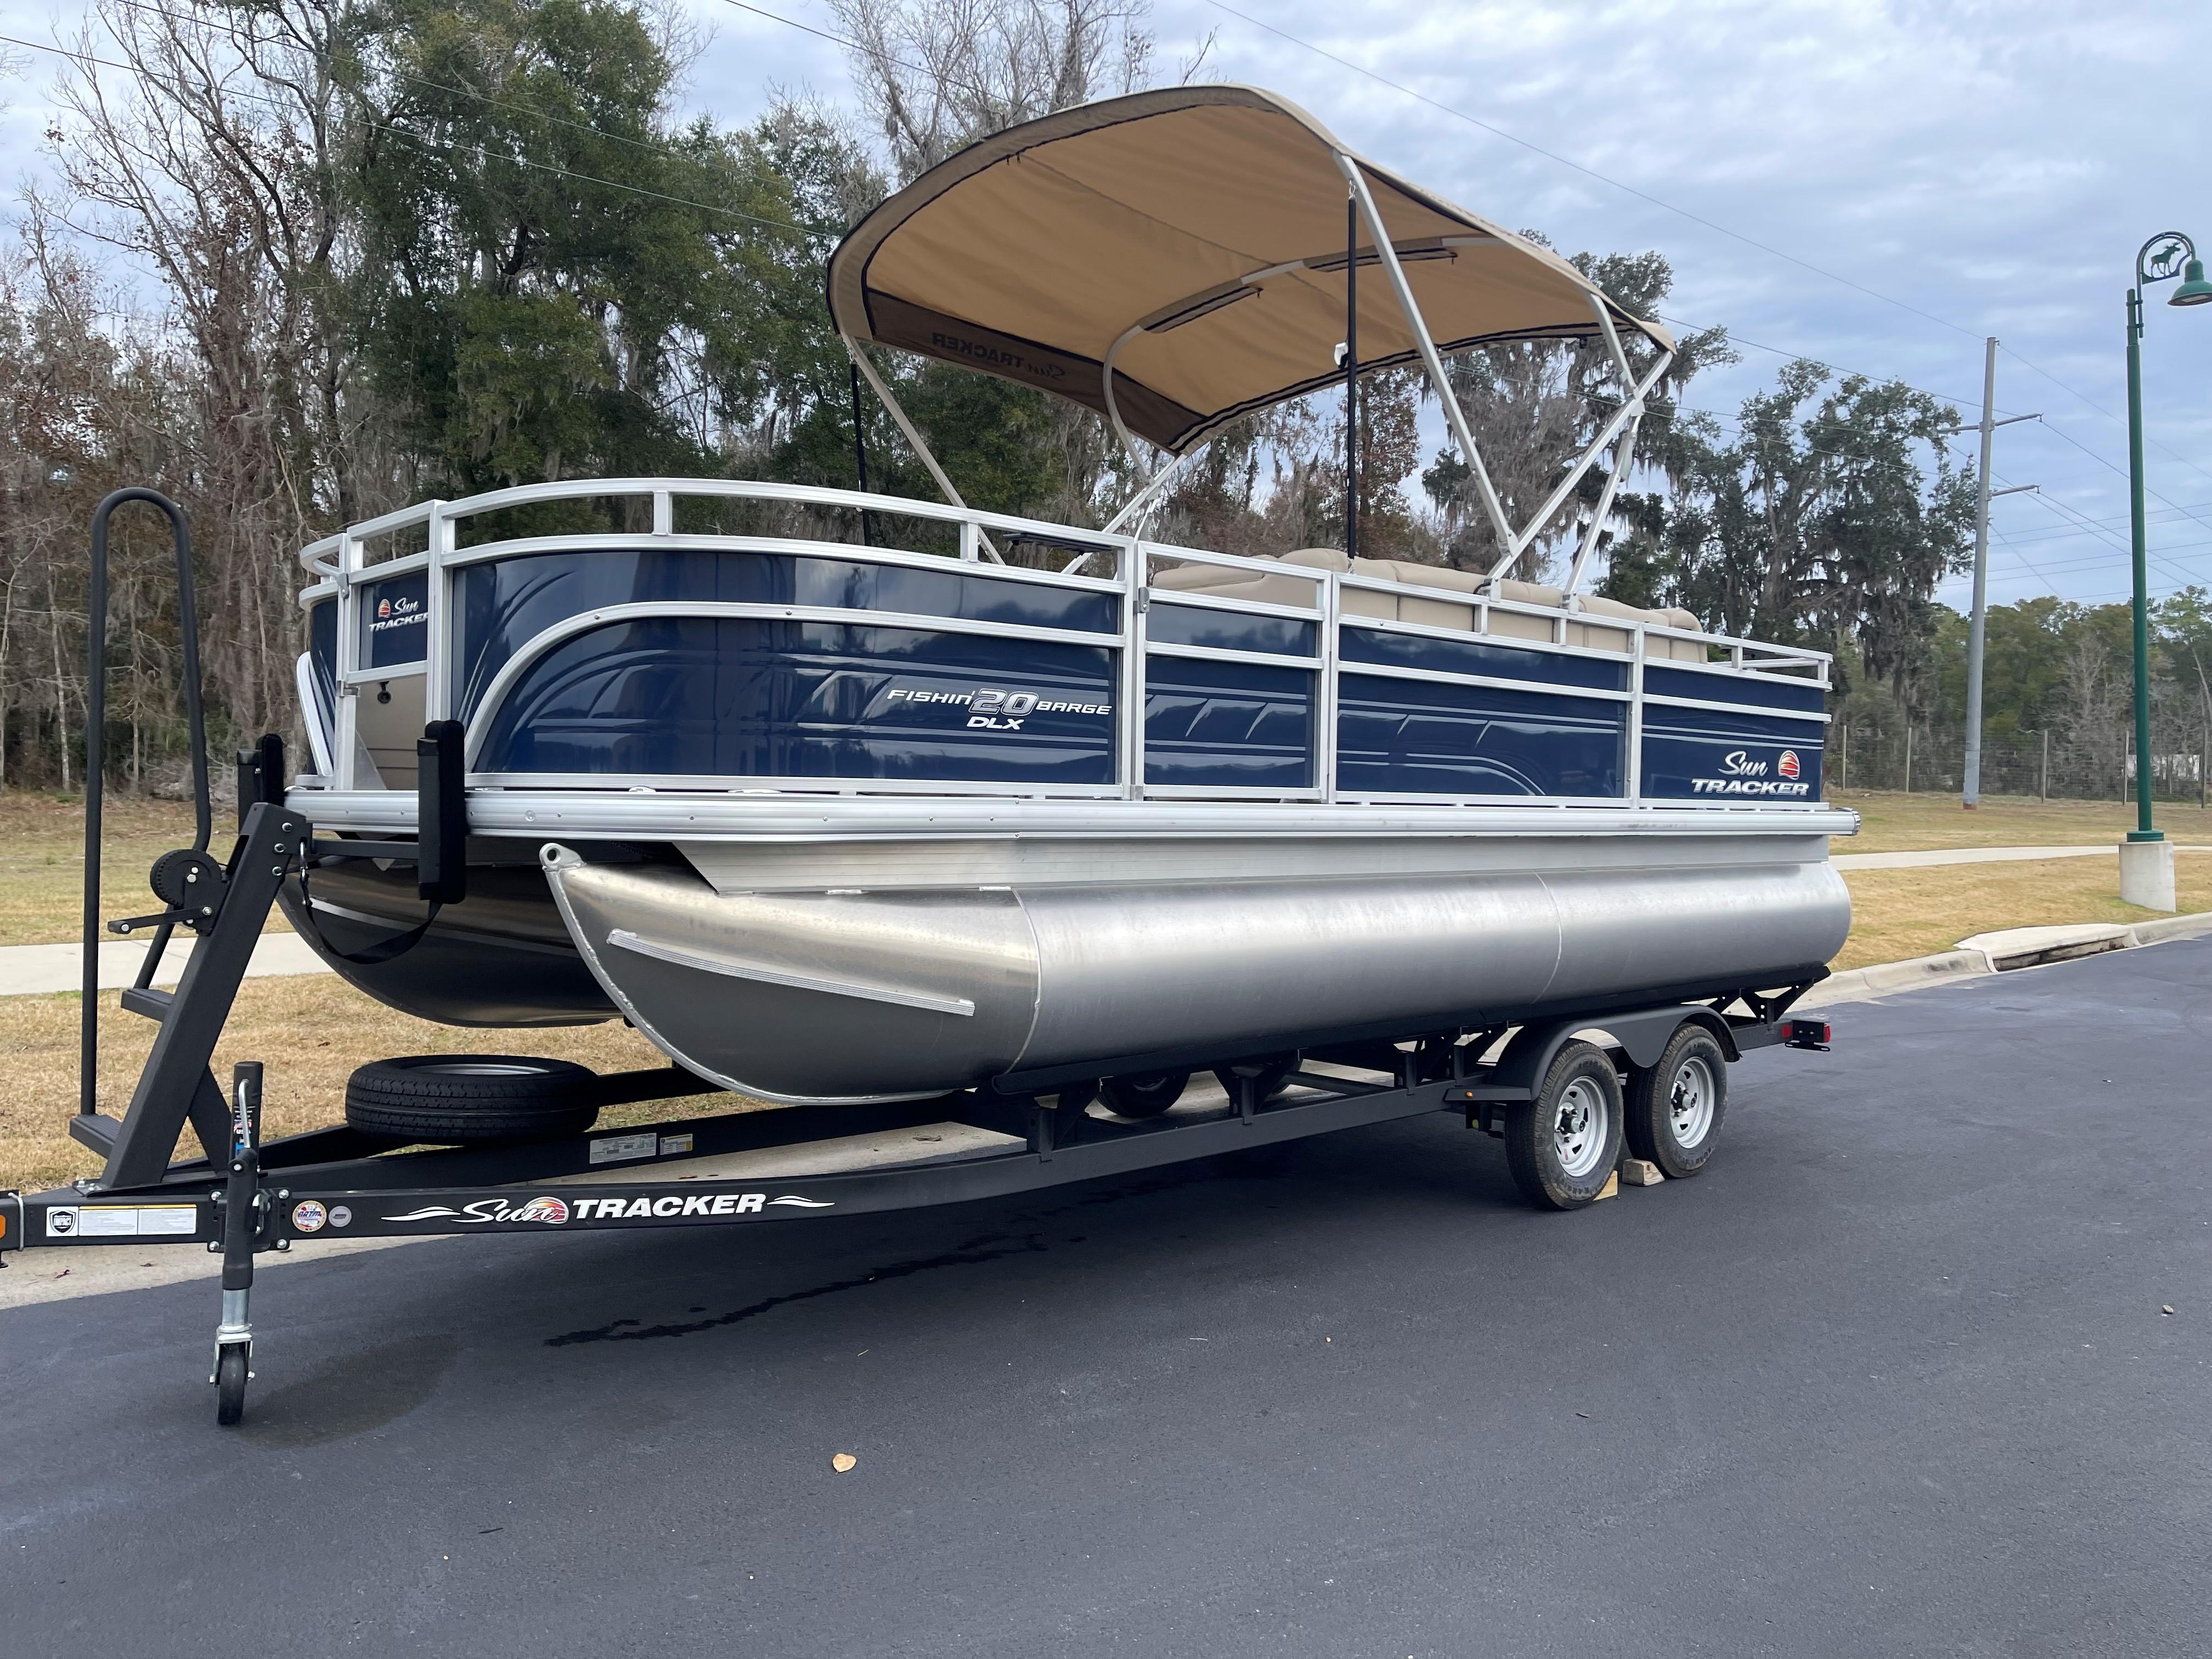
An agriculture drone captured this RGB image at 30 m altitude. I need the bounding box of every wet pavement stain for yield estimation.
[544,1231,1057,1346]
[239,1334,458,1448]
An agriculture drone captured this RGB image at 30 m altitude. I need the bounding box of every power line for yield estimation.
[2014,478,2203,591]
[1195,3,2201,497]
[1654,314,1991,411]
[731,0,2021,423]
[1970,535,2212,578]
[1201,0,1985,345]
[2021,413,2212,535]
[1999,341,2212,493]
[1980,526,2063,599]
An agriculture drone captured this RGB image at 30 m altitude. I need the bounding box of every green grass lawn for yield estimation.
[1834,787,2212,854]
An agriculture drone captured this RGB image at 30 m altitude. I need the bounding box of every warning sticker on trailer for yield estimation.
[44,1205,197,1239]
[589,1131,658,1166]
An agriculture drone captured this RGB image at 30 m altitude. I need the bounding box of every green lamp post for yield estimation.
[2124,233,2212,853]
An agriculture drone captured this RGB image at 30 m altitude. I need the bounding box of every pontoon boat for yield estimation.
[282,86,1853,1107]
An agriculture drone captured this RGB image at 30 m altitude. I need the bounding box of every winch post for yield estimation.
[92,802,306,1188]
[212,1061,262,1426]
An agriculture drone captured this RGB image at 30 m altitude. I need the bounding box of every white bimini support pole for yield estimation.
[844,336,1004,562]
[1335,155,1516,562]
[1562,410,1641,598]
[1336,154,1669,592]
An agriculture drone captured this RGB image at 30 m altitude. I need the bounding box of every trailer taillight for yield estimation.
[1785,1019,1831,1052]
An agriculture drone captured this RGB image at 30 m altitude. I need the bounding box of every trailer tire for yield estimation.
[1624,1025,1728,1178]
[1098,1070,1189,1120]
[344,1055,599,1146]
[1503,1041,1623,1211]
[1212,1053,1297,1107]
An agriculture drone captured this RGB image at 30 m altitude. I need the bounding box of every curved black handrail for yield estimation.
[81,488,206,1121]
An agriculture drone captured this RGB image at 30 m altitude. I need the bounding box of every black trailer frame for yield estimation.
[0,489,1833,1426]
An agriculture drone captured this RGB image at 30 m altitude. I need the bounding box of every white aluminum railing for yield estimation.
[297,478,1832,809]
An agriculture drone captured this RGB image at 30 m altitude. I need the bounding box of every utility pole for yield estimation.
[1962,337,2040,809]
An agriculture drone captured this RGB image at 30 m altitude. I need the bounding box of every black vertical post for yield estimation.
[849,358,873,547]
[81,489,201,1122]
[1344,191,1359,563]
[415,720,469,905]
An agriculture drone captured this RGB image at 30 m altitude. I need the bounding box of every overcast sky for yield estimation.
[3,0,2207,616]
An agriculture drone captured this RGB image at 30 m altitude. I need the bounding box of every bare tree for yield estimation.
[45,0,390,741]
[829,0,1153,183]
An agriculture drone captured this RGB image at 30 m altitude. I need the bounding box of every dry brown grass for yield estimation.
[0,793,287,945]
[1836,787,2212,854]
[2,976,676,1194]
[1834,856,2212,970]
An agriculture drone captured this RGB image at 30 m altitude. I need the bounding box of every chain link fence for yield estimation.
[1832,721,2212,806]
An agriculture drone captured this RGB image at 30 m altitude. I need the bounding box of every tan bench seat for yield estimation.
[1148,550,1709,661]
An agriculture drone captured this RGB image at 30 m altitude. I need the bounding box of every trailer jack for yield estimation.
[210,1062,268,1425]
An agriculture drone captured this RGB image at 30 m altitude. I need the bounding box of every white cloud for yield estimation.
[2,0,2206,604]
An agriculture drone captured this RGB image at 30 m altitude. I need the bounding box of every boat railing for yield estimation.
[295,477,1833,811]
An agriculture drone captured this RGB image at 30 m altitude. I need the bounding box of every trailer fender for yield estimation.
[1485,1004,1707,1099]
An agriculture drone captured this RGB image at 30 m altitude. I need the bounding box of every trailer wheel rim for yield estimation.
[1553,1077,1609,1178]
[1667,1055,1716,1149]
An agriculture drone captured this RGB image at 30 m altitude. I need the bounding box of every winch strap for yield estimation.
[297,865,441,966]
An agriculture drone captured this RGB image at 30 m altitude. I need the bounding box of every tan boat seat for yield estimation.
[1652,608,1711,662]
[1568,594,1642,655]
[1150,550,1331,612]
[1146,549,1713,659]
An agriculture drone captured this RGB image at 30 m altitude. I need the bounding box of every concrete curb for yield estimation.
[1800,908,2212,1011]
[1799,950,1990,1009]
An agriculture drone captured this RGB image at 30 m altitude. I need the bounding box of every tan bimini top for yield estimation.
[826,84,1673,455]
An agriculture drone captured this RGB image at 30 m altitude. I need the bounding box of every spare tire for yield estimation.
[345,1055,599,1146]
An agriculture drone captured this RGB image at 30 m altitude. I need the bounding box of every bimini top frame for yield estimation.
[827,84,1674,591]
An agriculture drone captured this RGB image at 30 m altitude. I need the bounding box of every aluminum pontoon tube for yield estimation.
[541,845,1850,1104]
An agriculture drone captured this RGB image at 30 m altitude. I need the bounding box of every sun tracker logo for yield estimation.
[381,1194,569,1225]
[368,593,424,634]
[1690,749,1812,797]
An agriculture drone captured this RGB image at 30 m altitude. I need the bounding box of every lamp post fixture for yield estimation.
[2123,233,2212,850]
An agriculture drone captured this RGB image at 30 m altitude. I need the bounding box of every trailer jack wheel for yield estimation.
[214,1341,251,1426]
[211,1061,264,1427]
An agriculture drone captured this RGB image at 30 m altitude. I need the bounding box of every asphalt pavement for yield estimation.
[6,939,2210,1657]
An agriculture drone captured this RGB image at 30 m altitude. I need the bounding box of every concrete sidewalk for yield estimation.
[1830,842,2212,870]
[0,930,331,996]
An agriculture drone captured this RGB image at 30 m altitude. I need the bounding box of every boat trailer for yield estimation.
[0,491,1833,1426]
[2,757,1831,1426]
